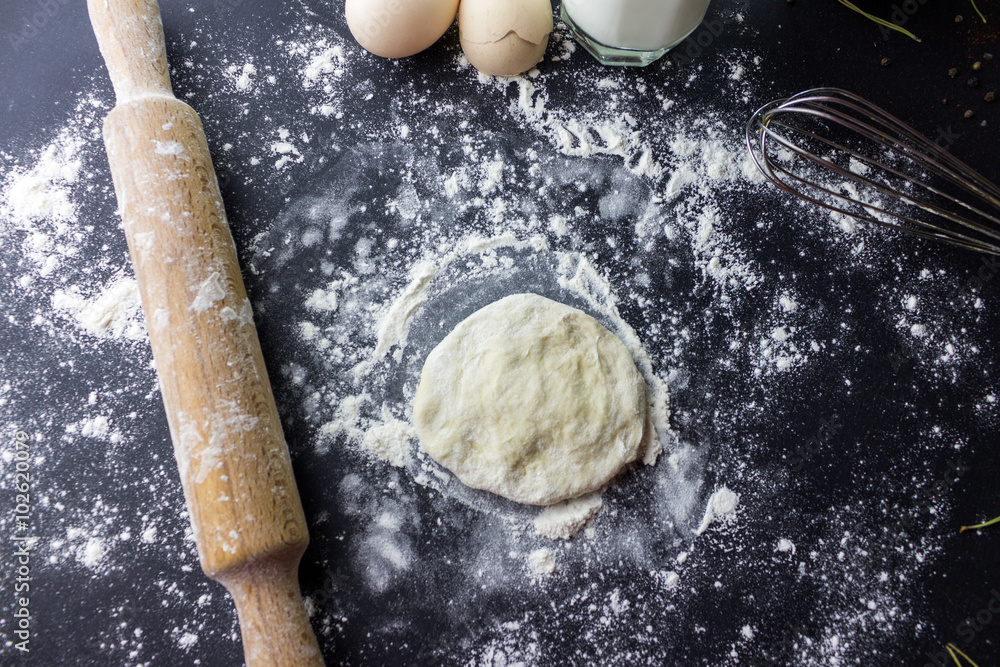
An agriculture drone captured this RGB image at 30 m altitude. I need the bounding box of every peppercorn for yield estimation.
[964,109,974,119]
[881,57,892,67]
[955,14,964,22]
[948,67,959,78]
[986,91,996,103]
[967,77,980,88]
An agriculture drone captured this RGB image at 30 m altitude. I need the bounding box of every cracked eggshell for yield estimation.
[458,0,553,76]
[460,35,548,77]
[346,0,460,59]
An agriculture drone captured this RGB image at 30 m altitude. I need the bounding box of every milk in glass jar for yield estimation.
[561,0,712,66]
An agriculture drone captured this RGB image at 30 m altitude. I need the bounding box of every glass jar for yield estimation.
[561,0,712,67]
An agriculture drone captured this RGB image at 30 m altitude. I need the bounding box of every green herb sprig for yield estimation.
[960,514,1000,532]
[969,0,986,23]
[945,642,980,667]
[836,0,986,42]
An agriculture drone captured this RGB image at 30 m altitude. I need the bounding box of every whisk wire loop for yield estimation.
[747,87,1000,255]
[779,89,1000,207]
[767,115,1000,238]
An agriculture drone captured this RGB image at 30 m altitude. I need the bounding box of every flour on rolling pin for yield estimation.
[153,140,185,156]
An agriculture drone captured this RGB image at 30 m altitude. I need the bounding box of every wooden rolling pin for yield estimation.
[87,1,324,664]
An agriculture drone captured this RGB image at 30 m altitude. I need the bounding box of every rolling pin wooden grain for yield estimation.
[88,0,324,664]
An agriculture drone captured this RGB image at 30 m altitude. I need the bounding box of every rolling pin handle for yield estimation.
[88,0,174,102]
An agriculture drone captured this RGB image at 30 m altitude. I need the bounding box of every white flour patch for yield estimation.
[527,547,556,575]
[52,278,145,340]
[695,487,740,535]
[534,493,604,540]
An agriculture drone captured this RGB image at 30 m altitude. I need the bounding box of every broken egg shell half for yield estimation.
[458,0,554,76]
[346,0,460,59]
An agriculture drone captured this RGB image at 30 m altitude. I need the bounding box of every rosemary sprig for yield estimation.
[960,514,1000,532]
[946,642,980,667]
[969,0,987,23]
[836,0,921,41]
[836,0,988,41]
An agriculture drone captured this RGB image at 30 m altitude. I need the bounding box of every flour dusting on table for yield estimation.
[2,3,997,665]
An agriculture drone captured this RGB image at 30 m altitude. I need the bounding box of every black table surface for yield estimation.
[2,1,1000,665]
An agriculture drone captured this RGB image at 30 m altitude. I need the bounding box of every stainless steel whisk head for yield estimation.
[746,87,1000,255]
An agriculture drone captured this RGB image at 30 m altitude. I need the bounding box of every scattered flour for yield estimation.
[360,407,417,468]
[52,278,145,339]
[81,537,106,569]
[232,23,987,664]
[776,538,796,555]
[2,133,83,224]
[2,6,991,666]
[527,548,556,575]
[694,487,740,535]
[534,493,604,540]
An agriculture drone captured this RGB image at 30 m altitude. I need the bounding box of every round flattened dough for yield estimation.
[412,293,648,506]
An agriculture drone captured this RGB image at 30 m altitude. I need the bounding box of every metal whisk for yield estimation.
[746,87,1000,255]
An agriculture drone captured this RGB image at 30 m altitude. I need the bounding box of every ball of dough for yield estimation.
[413,293,648,506]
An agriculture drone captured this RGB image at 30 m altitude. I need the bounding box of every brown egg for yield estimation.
[346,0,460,59]
[458,0,553,76]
